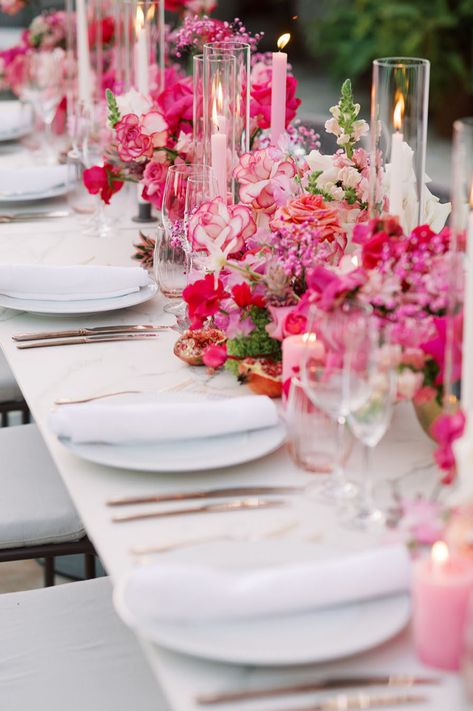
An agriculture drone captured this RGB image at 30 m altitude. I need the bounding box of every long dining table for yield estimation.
[0,166,468,710]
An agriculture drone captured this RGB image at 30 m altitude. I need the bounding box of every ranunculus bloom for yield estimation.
[234,148,297,216]
[273,194,347,253]
[83,163,123,204]
[189,197,256,258]
[250,63,300,131]
[141,160,169,210]
[115,113,153,162]
[183,274,227,329]
[157,76,193,136]
[140,110,168,148]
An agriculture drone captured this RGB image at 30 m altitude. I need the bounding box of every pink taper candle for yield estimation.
[413,541,473,670]
[282,333,325,390]
[270,33,290,147]
[211,87,227,200]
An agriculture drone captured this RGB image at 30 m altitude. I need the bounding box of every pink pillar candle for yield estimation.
[282,334,325,389]
[270,49,287,147]
[413,541,473,670]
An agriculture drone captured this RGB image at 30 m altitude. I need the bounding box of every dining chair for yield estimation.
[0,576,171,711]
[0,351,29,426]
[0,423,97,586]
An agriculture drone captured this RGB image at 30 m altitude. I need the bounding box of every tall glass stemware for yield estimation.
[300,301,372,502]
[346,329,397,529]
[185,171,218,284]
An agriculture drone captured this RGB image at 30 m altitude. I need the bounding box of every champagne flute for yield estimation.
[345,327,397,529]
[185,170,218,284]
[300,301,372,502]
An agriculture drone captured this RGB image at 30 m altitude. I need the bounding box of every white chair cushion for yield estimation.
[0,351,22,402]
[0,424,85,548]
[0,577,170,711]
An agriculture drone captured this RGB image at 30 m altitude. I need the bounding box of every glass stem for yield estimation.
[333,415,346,485]
[360,444,374,514]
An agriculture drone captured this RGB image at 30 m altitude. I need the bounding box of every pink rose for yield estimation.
[189,197,256,256]
[250,63,300,131]
[115,113,153,162]
[157,75,193,136]
[234,148,297,216]
[141,160,169,209]
[140,110,168,148]
[0,0,26,14]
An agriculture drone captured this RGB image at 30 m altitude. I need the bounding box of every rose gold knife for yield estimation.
[13,324,171,341]
[276,692,428,711]
[16,333,160,349]
[107,486,303,507]
[112,498,287,523]
[196,676,439,705]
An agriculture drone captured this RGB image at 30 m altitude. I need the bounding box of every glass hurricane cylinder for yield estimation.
[192,55,205,163]
[201,53,237,202]
[122,0,165,97]
[369,57,430,231]
[452,118,473,413]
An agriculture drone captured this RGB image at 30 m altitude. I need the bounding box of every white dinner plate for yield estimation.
[0,282,158,316]
[59,420,286,472]
[0,101,33,142]
[114,540,410,666]
[0,183,69,203]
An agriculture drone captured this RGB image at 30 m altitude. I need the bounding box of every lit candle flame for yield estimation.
[146,3,155,21]
[393,92,405,131]
[212,81,224,131]
[302,332,317,344]
[135,5,145,33]
[277,33,291,51]
[432,540,449,566]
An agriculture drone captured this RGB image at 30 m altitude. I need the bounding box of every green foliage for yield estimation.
[225,307,282,375]
[307,171,334,201]
[106,89,121,128]
[304,0,473,110]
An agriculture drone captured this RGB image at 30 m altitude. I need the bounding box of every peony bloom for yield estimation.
[115,113,153,162]
[141,160,169,209]
[234,148,298,216]
[83,163,123,204]
[140,109,168,148]
[272,194,347,251]
[250,63,300,131]
[189,197,256,269]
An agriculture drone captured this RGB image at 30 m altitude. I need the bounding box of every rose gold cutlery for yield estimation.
[195,676,439,705]
[274,693,428,711]
[16,333,160,349]
[107,485,303,507]
[112,497,287,523]
[0,210,70,223]
[13,324,172,341]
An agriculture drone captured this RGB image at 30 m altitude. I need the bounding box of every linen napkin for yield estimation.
[0,165,68,197]
[49,395,279,444]
[0,101,33,137]
[117,545,411,624]
[0,265,152,301]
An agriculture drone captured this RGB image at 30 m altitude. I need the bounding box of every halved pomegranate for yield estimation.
[173,328,226,366]
[238,357,282,398]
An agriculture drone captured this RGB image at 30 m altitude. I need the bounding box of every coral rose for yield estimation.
[272,194,347,250]
[115,114,153,162]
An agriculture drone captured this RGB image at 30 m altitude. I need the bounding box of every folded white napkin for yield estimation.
[50,395,279,444]
[0,101,33,136]
[118,545,411,624]
[0,265,151,301]
[0,165,68,196]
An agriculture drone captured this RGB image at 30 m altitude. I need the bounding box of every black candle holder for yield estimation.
[132,202,158,223]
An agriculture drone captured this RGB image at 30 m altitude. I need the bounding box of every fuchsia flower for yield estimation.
[83,163,123,205]
[157,76,193,136]
[307,265,367,311]
[115,114,153,162]
[250,63,300,131]
[234,148,297,216]
[189,197,256,268]
[420,314,463,385]
[431,410,466,484]
[203,343,228,369]
[183,274,227,329]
